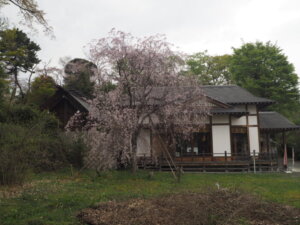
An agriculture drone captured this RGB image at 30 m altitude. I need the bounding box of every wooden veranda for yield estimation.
[138,151,278,172]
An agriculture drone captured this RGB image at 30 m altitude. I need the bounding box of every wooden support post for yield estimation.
[180,145,183,163]
[292,147,295,172]
[276,147,279,172]
[176,166,181,183]
[159,154,162,171]
[225,151,228,172]
[253,150,256,174]
[283,131,288,170]
[271,162,274,172]
[192,150,194,162]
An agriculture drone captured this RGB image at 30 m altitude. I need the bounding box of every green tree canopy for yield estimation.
[185,51,232,85]
[230,41,300,118]
[64,58,96,98]
[27,75,56,107]
[0,28,40,100]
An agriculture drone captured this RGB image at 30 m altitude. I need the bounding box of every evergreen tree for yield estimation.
[230,41,300,119]
[27,75,56,107]
[0,28,40,100]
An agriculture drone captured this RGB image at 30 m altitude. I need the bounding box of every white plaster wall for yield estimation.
[139,113,160,124]
[212,115,229,124]
[248,105,257,114]
[248,116,258,125]
[137,129,151,157]
[212,125,231,155]
[231,116,247,126]
[139,115,149,124]
[149,114,159,124]
[249,127,260,155]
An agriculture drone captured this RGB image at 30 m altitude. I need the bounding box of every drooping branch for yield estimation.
[8,0,37,14]
[4,0,53,35]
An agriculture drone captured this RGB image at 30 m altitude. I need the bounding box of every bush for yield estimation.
[0,104,90,185]
[0,123,32,185]
[30,132,89,171]
[66,135,88,169]
[9,104,39,124]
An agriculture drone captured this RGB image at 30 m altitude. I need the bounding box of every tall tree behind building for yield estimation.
[230,41,300,120]
[185,51,232,85]
[63,58,96,98]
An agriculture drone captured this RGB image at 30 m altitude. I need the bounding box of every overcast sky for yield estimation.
[2,0,300,75]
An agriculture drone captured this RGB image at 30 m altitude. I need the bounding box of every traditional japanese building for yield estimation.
[136,85,299,171]
[45,85,299,171]
[43,86,89,128]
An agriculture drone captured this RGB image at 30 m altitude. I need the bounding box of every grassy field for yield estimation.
[0,170,300,225]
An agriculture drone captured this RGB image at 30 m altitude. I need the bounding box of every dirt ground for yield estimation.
[78,189,300,225]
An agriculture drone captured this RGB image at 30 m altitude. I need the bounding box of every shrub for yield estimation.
[65,135,88,169]
[0,123,32,185]
[8,104,39,124]
[30,132,89,171]
[0,104,89,185]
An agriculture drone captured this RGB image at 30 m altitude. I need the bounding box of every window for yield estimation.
[231,127,249,156]
[176,132,211,157]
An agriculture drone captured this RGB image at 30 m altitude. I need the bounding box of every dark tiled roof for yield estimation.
[211,107,248,116]
[259,111,300,131]
[202,85,275,105]
[133,85,273,107]
[45,86,90,112]
[56,85,275,113]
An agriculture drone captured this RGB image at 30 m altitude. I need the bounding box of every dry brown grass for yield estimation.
[78,189,300,225]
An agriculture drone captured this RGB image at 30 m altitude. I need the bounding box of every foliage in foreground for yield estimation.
[0,170,299,225]
[0,105,88,185]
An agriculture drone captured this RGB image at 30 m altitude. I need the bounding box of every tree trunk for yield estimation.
[131,131,139,173]
[13,69,24,99]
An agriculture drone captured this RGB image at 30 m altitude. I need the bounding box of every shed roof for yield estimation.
[202,85,275,105]
[44,86,90,113]
[259,111,300,131]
